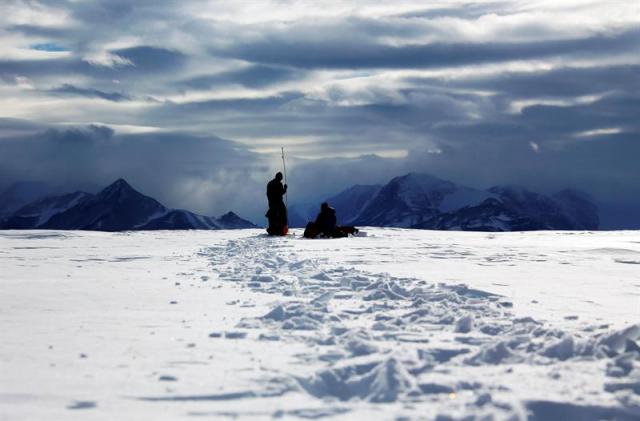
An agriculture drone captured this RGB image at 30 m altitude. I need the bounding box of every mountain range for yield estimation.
[1,173,601,232]
[0,179,256,231]
[290,173,599,231]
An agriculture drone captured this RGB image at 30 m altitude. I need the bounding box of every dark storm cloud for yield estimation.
[40,124,115,144]
[7,24,71,38]
[0,57,74,79]
[147,91,306,123]
[0,123,270,222]
[282,85,640,228]
[113,46,187,73]
[514,95,640,140]
[423,93,640,155]
[288,154,410,202]
[69,0,135,22]
[178,65,302,90]
[396,2,515,19]
[1,1,639,227]
[142,95,431,155]
[212,28,640,69]
[0,117,44,131]
[289,126,640,228]
[0,45,185,81]
[147,79,486,140]
[408,64,640,99]
[49,84,131,102]
[62,0,177,23]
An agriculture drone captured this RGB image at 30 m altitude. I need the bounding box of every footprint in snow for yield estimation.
[67,401,97,410]
[198,236,640,416]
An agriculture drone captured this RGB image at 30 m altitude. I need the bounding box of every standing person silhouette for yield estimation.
[265,172,288,235]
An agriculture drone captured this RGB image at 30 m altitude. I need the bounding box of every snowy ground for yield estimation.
[1,228,639,420]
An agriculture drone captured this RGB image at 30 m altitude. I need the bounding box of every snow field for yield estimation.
[0,229,639,420]
[200,232,640,419]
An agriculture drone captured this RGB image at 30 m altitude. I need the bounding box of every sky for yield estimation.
[0,0,639,227]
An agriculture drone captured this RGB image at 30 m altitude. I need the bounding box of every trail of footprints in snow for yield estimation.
[200,237,640,419]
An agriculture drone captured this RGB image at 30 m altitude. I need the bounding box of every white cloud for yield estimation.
[529,141,539,152]
[83,51,133,67]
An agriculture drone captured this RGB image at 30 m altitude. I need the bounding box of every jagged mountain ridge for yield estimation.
[2,191,93,229]
[301,173,598,231]
[0,179,255,231]
[351,173,500,228]
[43,179,168,231]
[414,198,546,231]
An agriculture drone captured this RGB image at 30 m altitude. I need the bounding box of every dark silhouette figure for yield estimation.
[315,202,337,236]
[304,202,359,238]
[266,172,288,235]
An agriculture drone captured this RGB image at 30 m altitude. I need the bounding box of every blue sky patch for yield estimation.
[30,42,68,52]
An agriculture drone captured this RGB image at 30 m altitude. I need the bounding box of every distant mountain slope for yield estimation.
[216,211,257,229]
[2,191,93,229]
[486,185,571,230]
[414,198,543,231]
[552,189,600,230]
[1,178,255,231]
[0,181,55,216]
[326,184,381,225]
[42,179,167,231]
[483,185,599,230]
[350,173,444,227]
[352,173,495,228]
[316,173,599,231]
[138,209,218,230]
[288,185,382,228]
[139,210,256,230]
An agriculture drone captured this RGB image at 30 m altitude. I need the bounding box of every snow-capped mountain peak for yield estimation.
[391,173,456,209]
[216,211,258,229]
[97,178,143,202]
[351,173,479,227]
[311,173,599,231]
[1,178,256,231]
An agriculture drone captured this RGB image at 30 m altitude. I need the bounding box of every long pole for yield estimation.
[281,147,288,207]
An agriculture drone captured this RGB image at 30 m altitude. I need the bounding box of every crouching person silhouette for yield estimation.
[304,202,359,238]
